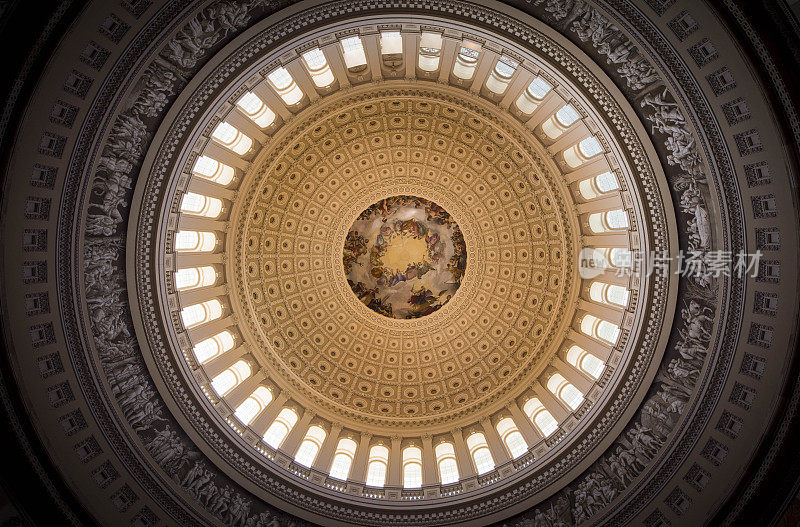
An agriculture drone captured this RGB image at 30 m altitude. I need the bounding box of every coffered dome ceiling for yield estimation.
[0,1,798,526]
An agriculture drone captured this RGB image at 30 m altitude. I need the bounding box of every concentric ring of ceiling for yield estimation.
[127,3,677,524]
[231,84,580,428]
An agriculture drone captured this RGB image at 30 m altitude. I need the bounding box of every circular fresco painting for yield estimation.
[344,196,467,319]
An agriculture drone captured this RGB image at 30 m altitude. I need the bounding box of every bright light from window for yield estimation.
[329,438,358,480]
[192,331,234,363]
[263,408,298,448]
[435,442,459,484]
[380,31,403,55]
[210,359,252,397]
[402,446,423,488]
[211,122,252,155]
[175,230,217,252]
[180,299,222,329]
[234,386,272,425]
[174,266,216,290]
[466,433,494,474]
[236,92,276,128]
[192,155,234,185]
[365,445,389,487]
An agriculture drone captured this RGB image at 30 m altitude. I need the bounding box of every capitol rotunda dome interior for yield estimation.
[0,1,799,526]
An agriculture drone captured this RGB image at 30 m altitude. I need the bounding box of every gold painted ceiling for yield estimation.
[230,84,581,430]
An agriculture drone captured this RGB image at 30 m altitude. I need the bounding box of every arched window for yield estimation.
[210,359,252,397]
[579,171,620,200]
[295,425,327,467]
[565,345,605,379]
[329,438,358,480]
[564,136,604,168]
[589,247,632,270]
[542,104,581,138]
[236,92,276,128]
[496,418,528,458]
[365,445,389,487]
[301,48,335,88]
[466,433,494,475]
[211,122,253,155]
[263,408,298,448]
[340,36,367,72]
[192,330,235,363]
[485,58,517,95]
[435,442,459,484]
[180,192,223,218]
[175,230,217,252]
[523,398,558,437]
[234,386,273,425]
[402,446,423,488]
[556,105,581,127]
[588,209,629,233]
[609,248,632,268]
[580,314,621,344]
[589,281,630,307]
[267,67,304,105]
[546,373,584,410]
[381,31,403,55]
[515,76,552,114]
[452,41,481,80]
[417,32,443,71]
[174,266,217,291]
[579,137,603,158]
[180,299,222,329]
[192,155,235,186]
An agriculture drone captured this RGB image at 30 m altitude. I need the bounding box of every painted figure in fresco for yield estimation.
[344,196,467,319]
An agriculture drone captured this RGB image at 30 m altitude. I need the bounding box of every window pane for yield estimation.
[302,48,327,69]
[380,31,403,54]
[527,77,552,99]
[175,267,201,290]
[330,453,353,480]
[534,410,558,436]
[505,430,527,458]
[579,178,598,200]
[267,67,293,90]
[473,447,494,474]
[263,423,289,448]
[588,213,605,233]
[295,440,320,467]
[606,209,629,229]
[236,92,276,128]
[439,458,459,484]
[234,397,261,424]
[403,462,422,488]
[494,59,516,78]
[561,383,584,410]
[180,299,222,328]
[555,105,580,127]
[597,320,620,343]
[547,373,567,395]
[180,193,222,218]
[211,121,238,145]
[341,36,367,69]
[578,137,603,158]
[192,156,234,185]
[237,92,264,115]
[210,370,237,396]
[596,171,619,193]
[581,353,605,379]
[365,461,386,487]
[193,331,234,363]
[610,248,632,267]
